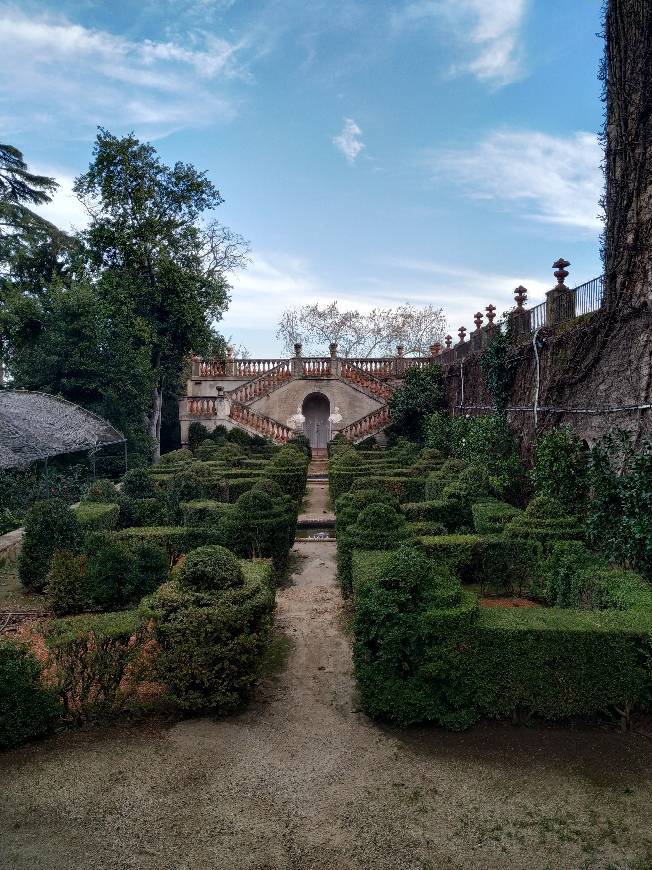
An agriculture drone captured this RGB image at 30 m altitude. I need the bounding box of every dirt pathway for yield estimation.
[1,483,652,869]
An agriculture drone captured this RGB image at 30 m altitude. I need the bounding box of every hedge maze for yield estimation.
[331,440,652,729]
[2,433,308,749]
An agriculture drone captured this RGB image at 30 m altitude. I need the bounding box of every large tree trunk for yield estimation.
[603,0,652,311]
[147,383,163,463]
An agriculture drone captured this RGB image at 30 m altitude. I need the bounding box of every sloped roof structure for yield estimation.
[0,390,125,469]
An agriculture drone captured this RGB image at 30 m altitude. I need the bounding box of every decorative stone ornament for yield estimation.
[458,326,467,343]
[445,335,453,349]
[514,286,528,309]
[293,342,303,357]
[329,342,338,358]
[396,344,405,357]
[553,257,571,287]
[430,342,441,357]
[473,312,483,333]
[485,304,497,325]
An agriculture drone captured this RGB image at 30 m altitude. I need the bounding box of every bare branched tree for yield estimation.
[201,221,250,279]
[276,301,447,357]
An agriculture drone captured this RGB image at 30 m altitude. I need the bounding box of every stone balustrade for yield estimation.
[228,401,293,443]
[339,405,391,443]
[347,358,395,378]
[340,362,394,401]
[302,358,332,377]
[228,361,292,404]
[187,397,219,416]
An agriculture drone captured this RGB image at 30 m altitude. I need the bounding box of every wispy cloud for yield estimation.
[0,9,248,138]
[333,118,365,163]
[428,130,603,231]
[395,0,528,87]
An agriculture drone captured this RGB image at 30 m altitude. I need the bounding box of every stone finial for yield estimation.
[445,334,452,349]
[294,342,303,357]
[226,345,234,359]
[485,304,497,325]
[430,342,441,357]
[514,286,528,309]
[473,311,483,332]
[553,257,571,287]
[396,344,405,357]
[329,342,338,359]
[216,386,224,397]
[458,326,467,343]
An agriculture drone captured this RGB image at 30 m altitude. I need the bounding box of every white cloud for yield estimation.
[395,0,528,87]
[332,118,365,163]
[0,10,247,138]
[429,130,603,231]
[32,170,89,233]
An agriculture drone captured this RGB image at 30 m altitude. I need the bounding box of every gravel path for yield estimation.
[1,482,652,869]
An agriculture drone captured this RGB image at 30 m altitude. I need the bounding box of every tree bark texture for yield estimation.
[603,0,652,311]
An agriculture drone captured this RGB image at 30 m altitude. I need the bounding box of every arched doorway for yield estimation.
[302,393,330,449]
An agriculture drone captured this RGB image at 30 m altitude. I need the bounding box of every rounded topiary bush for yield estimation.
[166,466,204,523]
[220,489,296,569]
[178,545,244,592]
[253,477,284,499]
[338,502,410,596]
[19,499,81,592]
[122,468,156,499]
[46,550,89,615]
[215,444,247,466]
[83,479,120,504]
[188,421,210,451]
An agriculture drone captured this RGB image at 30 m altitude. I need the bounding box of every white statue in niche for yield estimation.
[287,404,305,431]
[328,406,342,440]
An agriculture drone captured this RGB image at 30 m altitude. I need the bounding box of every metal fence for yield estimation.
[506,275,605,336]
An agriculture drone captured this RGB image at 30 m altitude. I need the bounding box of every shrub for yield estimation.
[220,489,297,570]
[159,448,194,466]
[19,499,81,592]
[145,562,275,714]
[45,610,150,724]
[226,477,260,502]
[335,489,399,538]
[407,521,447,536]
[338,503,410,595]
[74,502,120,532]
[188,421,210,451]
[226,426,255,446]
[267,446,308,500]
[116,526,226,560]
[329,449,365,500]
[449,415,527,504]
[504,495,582,549]
[252,478,284,499]
[84,539,167,609]
[180,500,230,527]
[532,425,590,516]
[540,541,652,611]
[387,364,446,443]
[288,433,312,459]
[46,550,89,616]
[178,545,244,592]
[352,547,478,727]
[587,434,652,581]
[166,466,204,523]
[424,459,468,500]
[471,500,522,535]
[361,476,427,504]
[424,412,451,454]
[83,479,120,504]
[124,497,168,528]
[0,640,60,749]
[195,441,221,461]
[401,501,461,530]
[328,433,351,457]
[122,468,157,499]
[215,444,247,466]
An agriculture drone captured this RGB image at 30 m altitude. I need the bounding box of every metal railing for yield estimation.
[517,275,605,336]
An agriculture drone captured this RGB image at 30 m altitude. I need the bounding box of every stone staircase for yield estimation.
[339,405,391,443]
[227,361,292,405]
[228,401,294,443]
[340,361,394,402]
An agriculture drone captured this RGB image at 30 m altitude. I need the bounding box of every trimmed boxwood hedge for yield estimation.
[472,500,522,535]
[504,496,582,548]
[19,499,81,592]
[401,500,461,530]
[0,640,60,749]
[143,559,275,714]
[180,500,231,527]
[351,548,652,727]
[338,503,410,596]
[74,502,120,532]
[115,525,226,559]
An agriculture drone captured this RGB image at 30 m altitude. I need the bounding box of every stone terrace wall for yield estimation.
[442,306,652,456]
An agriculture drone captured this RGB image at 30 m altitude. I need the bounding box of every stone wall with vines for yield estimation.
[442,306,652,455]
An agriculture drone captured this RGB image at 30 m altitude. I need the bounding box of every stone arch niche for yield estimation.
[301,392,330,449]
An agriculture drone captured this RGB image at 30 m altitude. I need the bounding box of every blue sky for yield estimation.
[5,0,604,356]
